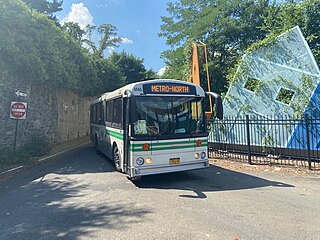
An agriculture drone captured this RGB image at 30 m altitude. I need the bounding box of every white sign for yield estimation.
[10,102,27,120]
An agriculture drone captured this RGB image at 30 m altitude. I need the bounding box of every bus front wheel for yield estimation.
[113,145,122,172]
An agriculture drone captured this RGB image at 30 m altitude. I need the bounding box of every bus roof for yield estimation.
[90,79,206,104]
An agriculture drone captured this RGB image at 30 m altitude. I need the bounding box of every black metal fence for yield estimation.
[207,114,320,170]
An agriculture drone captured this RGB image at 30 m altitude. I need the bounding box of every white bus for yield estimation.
[90,79,222,180]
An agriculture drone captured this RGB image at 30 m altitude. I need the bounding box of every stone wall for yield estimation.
[0,72,91,150]
[55,90,91,143]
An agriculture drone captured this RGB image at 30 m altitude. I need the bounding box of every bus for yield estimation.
[90,79,222,180]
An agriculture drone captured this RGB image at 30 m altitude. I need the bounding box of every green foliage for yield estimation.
[301,73,314,90]
[62,22,85,43]
[21,0,62,14]
[0,135,51,168]
[109,52,156,84]
[96,24,122,58]
[160,0,319,95]
[262,0,320,63]
[262,134,275,154]
[62,21,156,89]
[0,0,131,96]
[276,88,295,105]
[160,0,271,94]
[160,47,186,80]
[244,78,260,92]
[0,145,30,169]
[91,56,126,94]
[21,0,62,23]
[20,135,51,157]
[0,0,97,95]
[290,74,316,116]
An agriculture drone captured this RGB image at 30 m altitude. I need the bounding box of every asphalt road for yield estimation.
[1,145,320,240]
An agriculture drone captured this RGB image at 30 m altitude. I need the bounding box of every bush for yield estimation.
[21,135,51,157]
[0,145,30,167]
[0,135,51,169]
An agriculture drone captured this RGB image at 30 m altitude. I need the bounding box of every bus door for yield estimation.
[123,96,131,173]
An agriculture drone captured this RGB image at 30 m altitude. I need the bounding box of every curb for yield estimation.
[36,141,91,163]
[0,141,91,180]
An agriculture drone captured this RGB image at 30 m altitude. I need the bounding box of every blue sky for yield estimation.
[57,0,175,74]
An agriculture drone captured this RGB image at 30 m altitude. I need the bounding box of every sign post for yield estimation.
[10,91,28,152]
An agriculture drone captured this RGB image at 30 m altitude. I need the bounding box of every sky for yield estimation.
[57,0,176,75]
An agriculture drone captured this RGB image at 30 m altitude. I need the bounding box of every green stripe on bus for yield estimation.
[152,144,195,151]
[131,140,197,147]
[130,143,191,151]
[152,144,207,151]
[109,133,123,140]
[130,144,207,152]
[105,128,123,140]
[153,141,193,146]
[107,129,123,137]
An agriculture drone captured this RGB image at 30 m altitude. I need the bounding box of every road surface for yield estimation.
[1,145,320,239]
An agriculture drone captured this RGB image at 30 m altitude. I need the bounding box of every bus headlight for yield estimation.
[200,152,206,159]
[194,153,200,159]
[136,157,144,165]
[145,157,152,164]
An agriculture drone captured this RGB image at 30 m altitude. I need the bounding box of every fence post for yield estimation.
[246,115,252,165]
[305,114,311,170]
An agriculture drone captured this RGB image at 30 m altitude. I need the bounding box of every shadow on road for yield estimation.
[0,145,116,190]
[0,145,295,239]
[0,145,150,240]
[133,164,295,199]
[0,177,151,240]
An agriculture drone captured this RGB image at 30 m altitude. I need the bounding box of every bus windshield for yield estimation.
[133,96,205,137]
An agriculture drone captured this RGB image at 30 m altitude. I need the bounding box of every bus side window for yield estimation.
[106,101,113,127]
[112,98,122,129]
[90,105,94,123]
[93,104,97,123]
[95,103,100,124]
[101,102,104,123]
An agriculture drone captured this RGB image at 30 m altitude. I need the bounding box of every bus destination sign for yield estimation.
[143,83,196,95]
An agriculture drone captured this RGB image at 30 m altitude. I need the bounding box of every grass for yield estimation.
[0,135,51,172]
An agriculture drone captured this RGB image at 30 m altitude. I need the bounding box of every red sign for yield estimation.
[10,102,27,120]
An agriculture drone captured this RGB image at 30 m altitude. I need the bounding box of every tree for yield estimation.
[97,24,122,58]
[72,23,123,58]
[4,0,154,97]
[0,0,126,96]
[159,0,273,94]
[21,0,63,22]
[109,52,156,84]
[62,22,85,43]
[89,56,125,94]
[262,0,320,64]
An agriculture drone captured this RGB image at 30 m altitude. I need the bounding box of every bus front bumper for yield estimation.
[129,160,209,177]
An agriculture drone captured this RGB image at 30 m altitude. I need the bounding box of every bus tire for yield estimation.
[113,145,122,172]
[128,176,141,182]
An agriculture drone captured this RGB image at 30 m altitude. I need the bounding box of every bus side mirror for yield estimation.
[206,92,223,120]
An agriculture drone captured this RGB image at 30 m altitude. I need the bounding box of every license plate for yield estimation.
[169,158,180,164]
